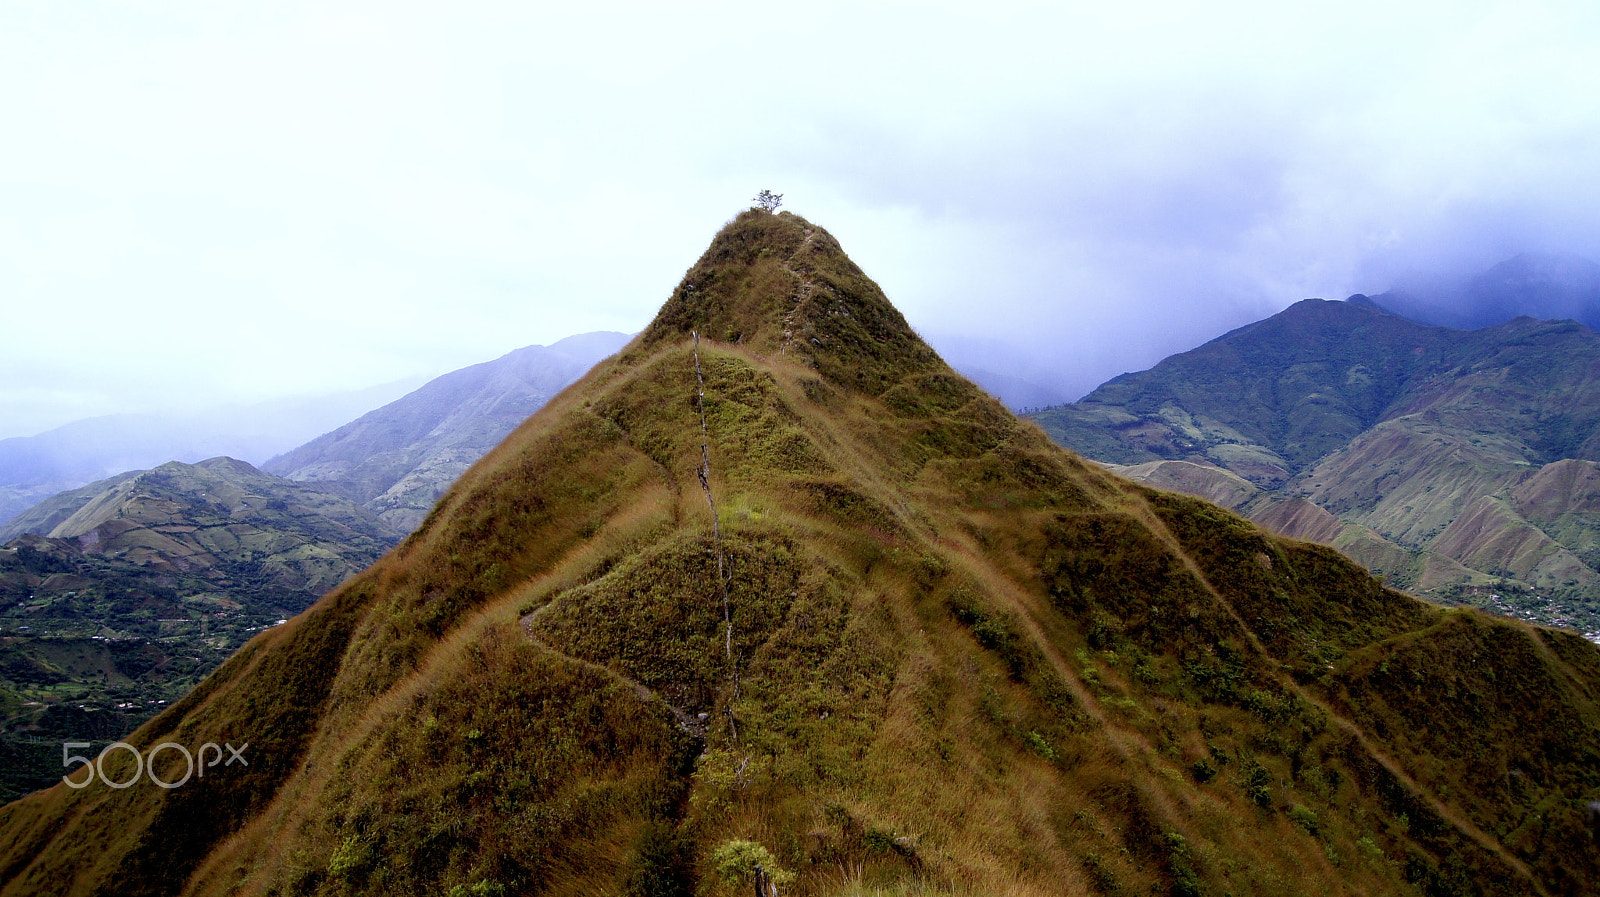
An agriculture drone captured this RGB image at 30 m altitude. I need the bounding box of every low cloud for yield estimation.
[3,1,1600,435]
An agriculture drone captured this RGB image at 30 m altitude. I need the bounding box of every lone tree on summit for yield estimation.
[753,190,782,212]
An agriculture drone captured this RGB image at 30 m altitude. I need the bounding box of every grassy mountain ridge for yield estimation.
[1031,300,1600,636]
[2,211,1597,896]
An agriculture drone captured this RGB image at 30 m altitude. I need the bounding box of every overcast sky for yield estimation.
[4,0,1600,439]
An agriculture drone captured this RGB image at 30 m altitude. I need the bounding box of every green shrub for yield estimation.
[1241,760,1272,809]
[712,840,794,891]
[1165,832,1205,897]
[1356,836,1385,863]
[1288,804,1319,836]
[327,835,371,878]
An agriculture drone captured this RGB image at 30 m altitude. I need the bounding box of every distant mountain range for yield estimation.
[0,333,629,802]
[0,379,424,527]
[0,457,400,595]
[0,456,404,802]
[1029,296,1600,636]
[0,330,635,612]
[263,331,632,531]
[0,333,632,533]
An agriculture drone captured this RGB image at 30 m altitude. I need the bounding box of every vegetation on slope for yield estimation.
[1,457,398,593]
[1,211,1596,897]
[0,457,401,802]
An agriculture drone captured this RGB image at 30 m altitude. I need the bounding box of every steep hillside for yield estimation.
[1031,298,1459,481]
[1108,460,1463,592]
[0,472,143,544]
[264,332,630,531]
[1031,299,1600,637]
[2,211,1597,897]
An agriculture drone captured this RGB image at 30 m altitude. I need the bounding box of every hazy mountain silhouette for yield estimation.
[264,332,630,531]
[0,381,423,527]
[1374,252,1600,331]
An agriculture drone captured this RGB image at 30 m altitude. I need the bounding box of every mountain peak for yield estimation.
[636,209,942,394]
[9,214,1599,897]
